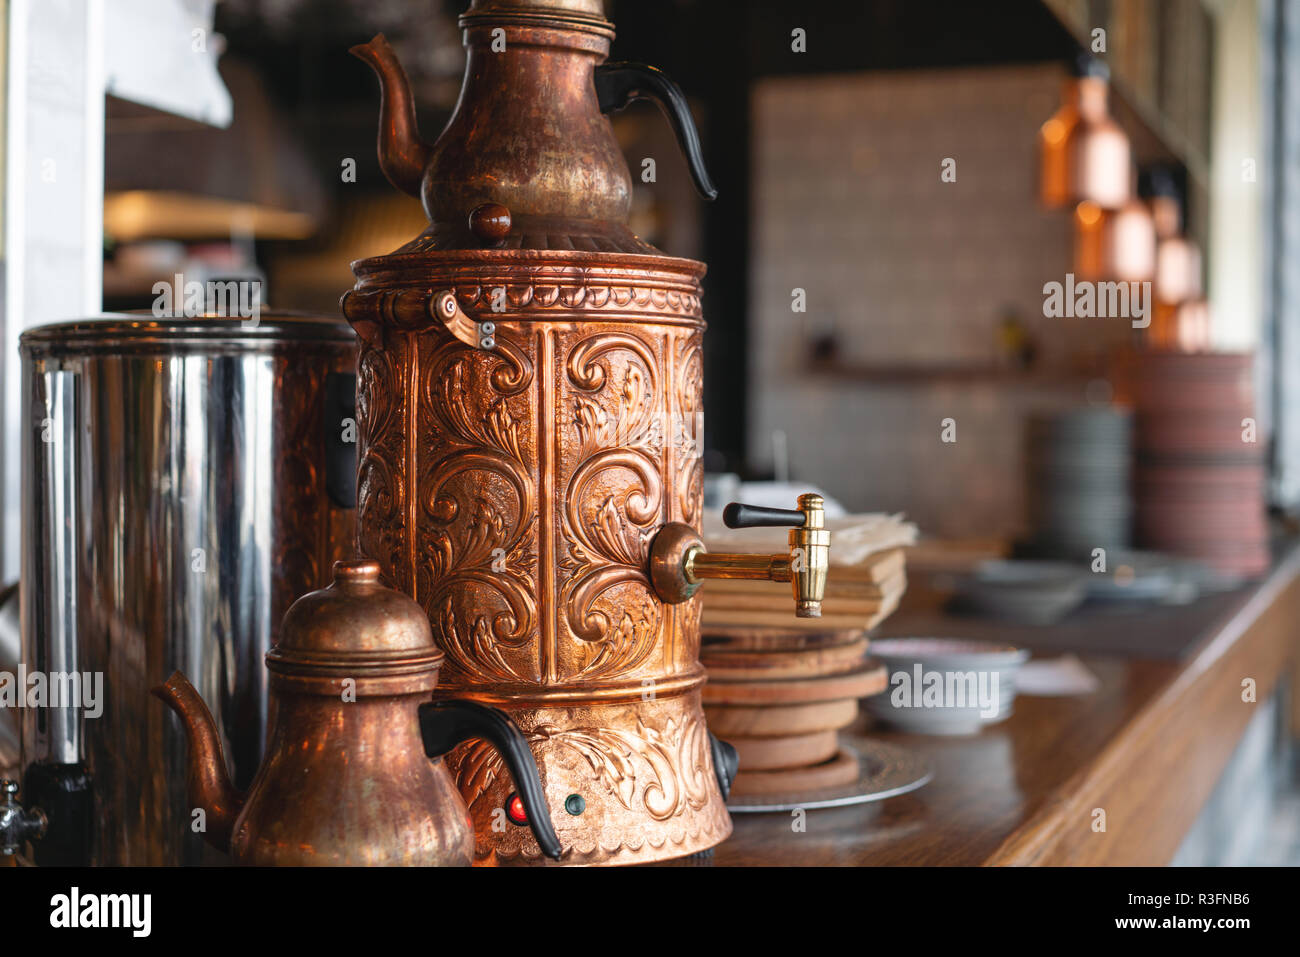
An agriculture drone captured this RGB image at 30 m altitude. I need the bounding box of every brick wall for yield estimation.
[747,64,1132,539]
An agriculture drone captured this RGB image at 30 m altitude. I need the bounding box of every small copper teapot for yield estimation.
[153,560,560,865]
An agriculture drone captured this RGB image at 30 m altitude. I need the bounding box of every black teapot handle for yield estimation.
[419,700,562,860]
[594,62,717,201]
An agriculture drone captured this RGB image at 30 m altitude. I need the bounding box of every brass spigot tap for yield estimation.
[649,494,832,618]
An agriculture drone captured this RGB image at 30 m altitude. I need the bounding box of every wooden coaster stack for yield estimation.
[702,629,887,796]
[699,548,907,632]
[1133,352,1269,579]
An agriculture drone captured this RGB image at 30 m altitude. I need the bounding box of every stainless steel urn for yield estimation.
[13,313,357,864]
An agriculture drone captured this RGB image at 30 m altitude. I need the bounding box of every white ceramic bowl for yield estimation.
[865,638,1030,735]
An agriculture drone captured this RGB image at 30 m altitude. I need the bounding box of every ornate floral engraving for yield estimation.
[560,333,664,680]
[674,332,704,529]
[355,341,407,585]
[416,337,538,684]
[343,263,705,334]
[449,268,702,319]
[452,713,714,824]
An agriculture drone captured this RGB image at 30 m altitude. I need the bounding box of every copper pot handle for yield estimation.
[341,289,496,350]
[432,290,496,350]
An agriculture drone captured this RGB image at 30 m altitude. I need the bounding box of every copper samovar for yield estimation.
[343,0,830,865]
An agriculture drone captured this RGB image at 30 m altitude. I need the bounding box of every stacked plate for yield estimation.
[701,629,886,797]
[1024,408,1133,557]
[1133,352,1268,579]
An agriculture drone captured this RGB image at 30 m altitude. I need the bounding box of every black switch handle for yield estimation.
[722,502,807,529]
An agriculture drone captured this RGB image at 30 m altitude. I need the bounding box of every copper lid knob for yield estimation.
[333,558,382,582]
[468,202,512,245]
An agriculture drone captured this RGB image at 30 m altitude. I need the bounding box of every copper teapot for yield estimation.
[153,560,561,866]
[342,0,831,865]
[347,1,714,253]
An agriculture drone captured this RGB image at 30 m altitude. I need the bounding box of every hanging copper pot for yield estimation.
[341,0,830,865]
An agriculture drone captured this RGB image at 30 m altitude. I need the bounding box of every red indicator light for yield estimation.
[505,793,528,826]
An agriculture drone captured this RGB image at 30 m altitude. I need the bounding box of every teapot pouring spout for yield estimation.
[151,672,246,853]
[350,34,433,200]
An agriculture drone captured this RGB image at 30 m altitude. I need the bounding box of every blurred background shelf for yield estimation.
[806,358,1103,387]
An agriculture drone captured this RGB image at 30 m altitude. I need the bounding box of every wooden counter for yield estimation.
[713,544,1300,866]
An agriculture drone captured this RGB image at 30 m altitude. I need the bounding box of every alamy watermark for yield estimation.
[50,887,150,937]
[0,666,103,719]
[888,665,1000,719]
[1043,273,1151,329]
[152,273,262,325]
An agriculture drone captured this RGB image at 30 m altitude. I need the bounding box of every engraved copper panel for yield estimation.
[345,256,730,864]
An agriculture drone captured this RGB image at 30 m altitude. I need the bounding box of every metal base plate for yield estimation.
[725,737,932,813]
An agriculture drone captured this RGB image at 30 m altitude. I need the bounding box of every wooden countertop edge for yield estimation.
[984,546,1300,866]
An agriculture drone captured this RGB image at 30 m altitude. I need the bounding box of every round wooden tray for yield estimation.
[702,659,887,706]
[727,737,932,813]
[731,746,859,794]
[701,628,866,653]
[703,698,859,737]
[701,636,870,680]
[729,730,840,771]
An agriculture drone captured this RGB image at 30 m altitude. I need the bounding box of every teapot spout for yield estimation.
[350,34,433,200]
[151,672,245,853]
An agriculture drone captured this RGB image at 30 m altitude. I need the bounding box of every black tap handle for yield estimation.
[419,700,562,860]
[594,61,718,201]
[722,502,806,529]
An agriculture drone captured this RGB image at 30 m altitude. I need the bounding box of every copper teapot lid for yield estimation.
[267,560,443,691]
